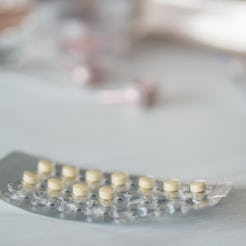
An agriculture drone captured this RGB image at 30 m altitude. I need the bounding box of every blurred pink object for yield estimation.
[72,62,105,86]
[99,81,158,107]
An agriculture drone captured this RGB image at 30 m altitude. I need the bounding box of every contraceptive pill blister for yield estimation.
[0,151,231,224]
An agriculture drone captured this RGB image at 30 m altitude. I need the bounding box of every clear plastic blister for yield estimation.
[0,151,231,224]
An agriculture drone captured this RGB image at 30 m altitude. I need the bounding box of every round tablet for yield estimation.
[139,176,155,190]
[48,178,64,191]
[73,182,89,197]
[86,169,102,183]
[23,171,38,185]
[99,186,115,200]
[62,165,79,179]
[163,179,180,192]
[38,160,55,174]
[111,172,128,187]
[190,180,206,193]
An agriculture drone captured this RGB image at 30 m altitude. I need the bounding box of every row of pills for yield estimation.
[22,160,207,201]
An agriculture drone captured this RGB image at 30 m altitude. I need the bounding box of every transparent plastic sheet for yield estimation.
[0,151,231,224]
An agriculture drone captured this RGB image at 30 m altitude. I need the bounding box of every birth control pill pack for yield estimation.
[0,151,231,224]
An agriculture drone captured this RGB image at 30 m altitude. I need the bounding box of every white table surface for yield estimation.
[0,42,246,245]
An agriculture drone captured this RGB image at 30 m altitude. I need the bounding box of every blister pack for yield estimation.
[0,151,231,224]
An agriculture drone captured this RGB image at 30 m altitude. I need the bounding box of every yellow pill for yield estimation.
[62,165,79,179]
[38,160,55,175]
[73,182,89,197]
[48,178,64,191]
[99,186,115,200]
[190,180,206,193]
[163,179,180,192]
[111,172,128,187]
[139,176,155,190]
[23,171,38,185]
[86,169,102,183]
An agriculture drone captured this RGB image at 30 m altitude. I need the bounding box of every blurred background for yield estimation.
[0,1,246,244]
[1,0,246,87]
[1,0,246,184]
[1,0,246,181]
